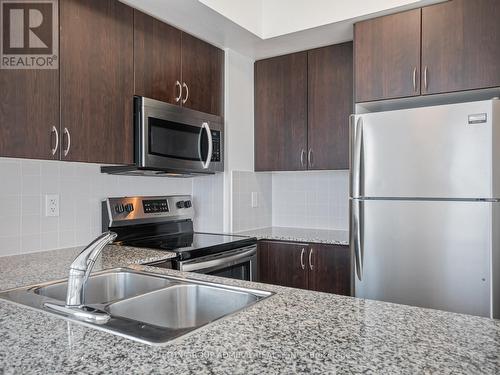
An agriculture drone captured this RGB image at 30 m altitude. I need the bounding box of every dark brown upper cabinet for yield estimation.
[257,241,351,296]
[134,10,182,105]
[0,66,59,160]
[60,0,134,164]
[254,52,308,172]
[308,43,353,170]
[354,9,422,103]
[421,0,500,95]
[181,33,225,117]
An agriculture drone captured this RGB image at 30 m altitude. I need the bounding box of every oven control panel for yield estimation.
[103,195,194,230]
[143,199,169,213]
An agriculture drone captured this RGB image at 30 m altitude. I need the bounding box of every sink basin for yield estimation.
[0,268,273,345]
[108,284,260,329]
[35,271,176,304]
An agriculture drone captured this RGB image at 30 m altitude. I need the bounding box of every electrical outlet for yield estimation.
[251,192,259,208]
[45,194,59,217]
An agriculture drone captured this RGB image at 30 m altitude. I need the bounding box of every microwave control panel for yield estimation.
[211,130,221,162]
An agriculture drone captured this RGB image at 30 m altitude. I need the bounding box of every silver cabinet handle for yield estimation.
[300,149,306,167]
[412,67,418,93]
[63,127,71,157]
[308,148,313,168]
[423,66,428,91]
[51,126,59,156]
[309,248,314,271]
[182,82,189,104]
[351,116,363,198]
[300,248,305,270]
[200,122,213,169]
[175,80,182,103]
[351,200,364,281]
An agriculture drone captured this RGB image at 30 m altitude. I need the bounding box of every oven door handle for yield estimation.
[178,246,256,273]
[199,122,213,170]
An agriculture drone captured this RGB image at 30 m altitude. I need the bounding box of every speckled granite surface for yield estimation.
[0,245,176,291]
[0,248,500,374]
[237,227,349,246]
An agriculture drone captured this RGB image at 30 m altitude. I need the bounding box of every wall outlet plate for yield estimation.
[45,194,59,217]
[251,192,258,208]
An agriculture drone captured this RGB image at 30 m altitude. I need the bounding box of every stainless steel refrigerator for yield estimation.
[350,99,500,318]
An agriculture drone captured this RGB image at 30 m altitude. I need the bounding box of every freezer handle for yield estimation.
[350,116,363,198]
[351,200,363,281]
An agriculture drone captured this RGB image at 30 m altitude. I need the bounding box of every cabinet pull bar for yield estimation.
[51,126,59,156]
[63,128,71,157]
[300,248,305,270]
[175,81,182,102]
[309,248,314,271]
[182,82,189,104]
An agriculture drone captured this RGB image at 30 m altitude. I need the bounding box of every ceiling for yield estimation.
[121,0,444,60]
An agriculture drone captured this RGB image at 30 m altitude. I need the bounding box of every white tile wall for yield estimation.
[231,170,349,232]
[272,170,349,230]
[0,157,227,257]
[192,173,224,233]
[232,171,272,232]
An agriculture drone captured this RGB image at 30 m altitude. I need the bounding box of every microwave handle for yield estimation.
[200,122,213,169]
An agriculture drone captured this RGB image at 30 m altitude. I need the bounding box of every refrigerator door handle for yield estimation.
[351,200,363,281]
[351,116,363,198]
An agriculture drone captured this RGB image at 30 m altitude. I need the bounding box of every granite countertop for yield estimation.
[237,226,349,246]
[0,246,500,374]
[0,244,176,291]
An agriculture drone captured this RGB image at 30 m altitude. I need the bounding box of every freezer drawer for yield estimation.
[351,199,492,317]
[351,100,500,199]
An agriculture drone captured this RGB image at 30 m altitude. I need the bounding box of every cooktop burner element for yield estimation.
[102,196,257,262]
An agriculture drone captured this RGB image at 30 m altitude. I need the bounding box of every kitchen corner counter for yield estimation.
[236,227,349,246]
[0,245,176,291]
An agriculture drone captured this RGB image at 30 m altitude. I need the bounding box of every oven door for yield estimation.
[176,246,257,281]
[136,96,223,174]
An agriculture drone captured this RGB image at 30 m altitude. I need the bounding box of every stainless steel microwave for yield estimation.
[101,96,224,176]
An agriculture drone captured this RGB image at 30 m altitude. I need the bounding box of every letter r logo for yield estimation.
[2,0,53,54]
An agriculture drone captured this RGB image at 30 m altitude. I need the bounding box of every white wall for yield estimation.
[262,0,423,38]
[0,158,227,257]
[199,0,263,37]
[232,171,272,232]
[231,170,350,233]
[272,171,349,230]
[223,48,256,232]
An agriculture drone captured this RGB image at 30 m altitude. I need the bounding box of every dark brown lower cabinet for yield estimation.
[257,240,351,295]
[258,241,308,289]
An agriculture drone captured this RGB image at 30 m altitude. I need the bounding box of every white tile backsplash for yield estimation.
[0,158,222,257]
[232,171,272,232]
[231,170,349,232]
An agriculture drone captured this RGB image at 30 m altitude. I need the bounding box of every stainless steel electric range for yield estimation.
[102,196,257,281]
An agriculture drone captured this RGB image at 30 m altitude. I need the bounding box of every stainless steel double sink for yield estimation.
[0,268,273,345]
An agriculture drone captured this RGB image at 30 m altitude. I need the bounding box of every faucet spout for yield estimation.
[66,231,117,307]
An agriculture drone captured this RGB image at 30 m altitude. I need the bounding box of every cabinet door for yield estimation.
[257,241,308,289]
[134,10,182,105]
[60,0,134,164]
[422,0,500,95]
[308,244,351,296]
[180,33,224,116]
[308,43,353,170]
[254,52,308,171]
[354,9,421,102]
[0,68,59,160]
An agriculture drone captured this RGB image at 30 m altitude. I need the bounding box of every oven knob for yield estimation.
[114,204,125,214]
[125,203,134,213]
[176,201,185,209]
[184,200,192,208]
